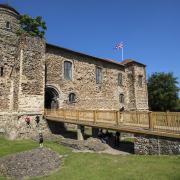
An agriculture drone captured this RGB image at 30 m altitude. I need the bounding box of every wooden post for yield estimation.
[149,111,153,130]
[136,111,140,124]
[166,111,170,127]
[93,110,97,124]
[77,125,84,140]
[116,111,119,126]
[76,110,79,122]
[63,109,66,120]
[120,112,123,123]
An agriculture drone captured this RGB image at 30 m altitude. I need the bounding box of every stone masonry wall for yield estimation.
[134,134,180,155]
[0,6,49,139]
[46,47,149,111]
[0,6,20,111]
[124,64,148,111]
[124,66,136,110]
[0,113,51,139]
[46,47,126,110]
[18,35,45,113]
[133,65,149,110]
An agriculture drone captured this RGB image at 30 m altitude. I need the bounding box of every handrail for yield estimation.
[44,109,180,135]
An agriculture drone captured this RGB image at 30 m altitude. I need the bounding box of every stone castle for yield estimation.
[0,4,148,138]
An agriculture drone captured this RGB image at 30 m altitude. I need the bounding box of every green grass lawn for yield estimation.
[0,136,180,180]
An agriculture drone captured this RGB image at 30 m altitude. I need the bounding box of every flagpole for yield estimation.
[122,46,124,61]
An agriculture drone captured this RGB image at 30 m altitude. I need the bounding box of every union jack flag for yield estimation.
[115,42,123,49]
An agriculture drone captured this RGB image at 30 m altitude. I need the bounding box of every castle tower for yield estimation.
[0,4,20,111]
[0,4,20,34]
[0,4,46,113]
[0,4,49,139]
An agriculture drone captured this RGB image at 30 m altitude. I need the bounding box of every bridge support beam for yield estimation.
[77,125,84,140]
[134,134,180,155]
[92,128,99,138]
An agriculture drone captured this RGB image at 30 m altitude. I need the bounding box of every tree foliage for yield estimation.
[174,99,180,112]
[148,72,179,111]
[18,14,47,38]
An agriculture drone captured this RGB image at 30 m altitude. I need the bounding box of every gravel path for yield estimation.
[0,148,62,179]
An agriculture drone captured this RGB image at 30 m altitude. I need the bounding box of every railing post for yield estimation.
[149,111,153,130]
[76,110,79,122]
[136,111,139,124]
[120,112,124,123]
[166,111,170,127]
[63,109,66,120]
[94,110,97,124]
[116,111,119,126]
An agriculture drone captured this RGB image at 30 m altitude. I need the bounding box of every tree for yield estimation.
[148,72,179,111]
[17,14,47,38]
[174,99,180,112]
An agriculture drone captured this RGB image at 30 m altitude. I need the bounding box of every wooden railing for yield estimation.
[44,109,180,137]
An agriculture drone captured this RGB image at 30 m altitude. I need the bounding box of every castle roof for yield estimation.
[47,43,125,67]
[46,43,146,67]
[0,4,20,15]
[120,59,146,67]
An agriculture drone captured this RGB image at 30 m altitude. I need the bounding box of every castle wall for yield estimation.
[0,6,20,111]
[134,134,180,155]
[0,112,50,139]
[124,64,149,111]
[133,64,149,110]
[124,66,136,110]
[46,47,125,110]
[0,6,48,139]
[18,36,45,113]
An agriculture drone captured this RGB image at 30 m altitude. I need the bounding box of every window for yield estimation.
[0,67,3,77]
[6,21,11,29]
[96,67,102,84]
[119,94,124,103]
[69,93,76,103]
[138,75,143,87]
[118,73,123,86]
[128,73,133,83]
[64,61,72,80]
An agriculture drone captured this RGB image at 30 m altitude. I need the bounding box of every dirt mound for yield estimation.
[0,148,62,179]
[61,137,110,152]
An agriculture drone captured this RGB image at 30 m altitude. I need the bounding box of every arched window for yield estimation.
[69,93,76,103]
[6,21,11,29]
[119,94,124,103]
[118,73,123,86]
[64,61,72,80]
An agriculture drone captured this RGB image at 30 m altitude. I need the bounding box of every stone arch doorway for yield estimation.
[45,86,59,109]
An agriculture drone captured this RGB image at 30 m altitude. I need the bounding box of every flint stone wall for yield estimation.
[18,35,45,113]
[0,113,50,139]
[134,134,180,155]
[46,46,149,111]
[0,7,20,111]
[46,47,125,110]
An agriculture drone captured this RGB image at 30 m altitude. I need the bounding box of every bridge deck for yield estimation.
[45,109,180,139]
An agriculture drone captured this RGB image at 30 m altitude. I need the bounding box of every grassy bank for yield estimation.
[0,137,180,180]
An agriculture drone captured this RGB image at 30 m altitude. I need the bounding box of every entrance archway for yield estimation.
[45,86,59,109]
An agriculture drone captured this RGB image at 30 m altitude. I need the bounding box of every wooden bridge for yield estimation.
[44,109,180,139]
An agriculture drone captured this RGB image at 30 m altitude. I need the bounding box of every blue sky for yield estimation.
[1,0,180,90]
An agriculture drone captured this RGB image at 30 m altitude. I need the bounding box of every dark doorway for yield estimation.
[45,86,59,109]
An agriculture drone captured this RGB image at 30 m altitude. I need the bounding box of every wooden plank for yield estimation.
[45,115,180,139]
[149,112,153,130]
[44,109,180,137]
